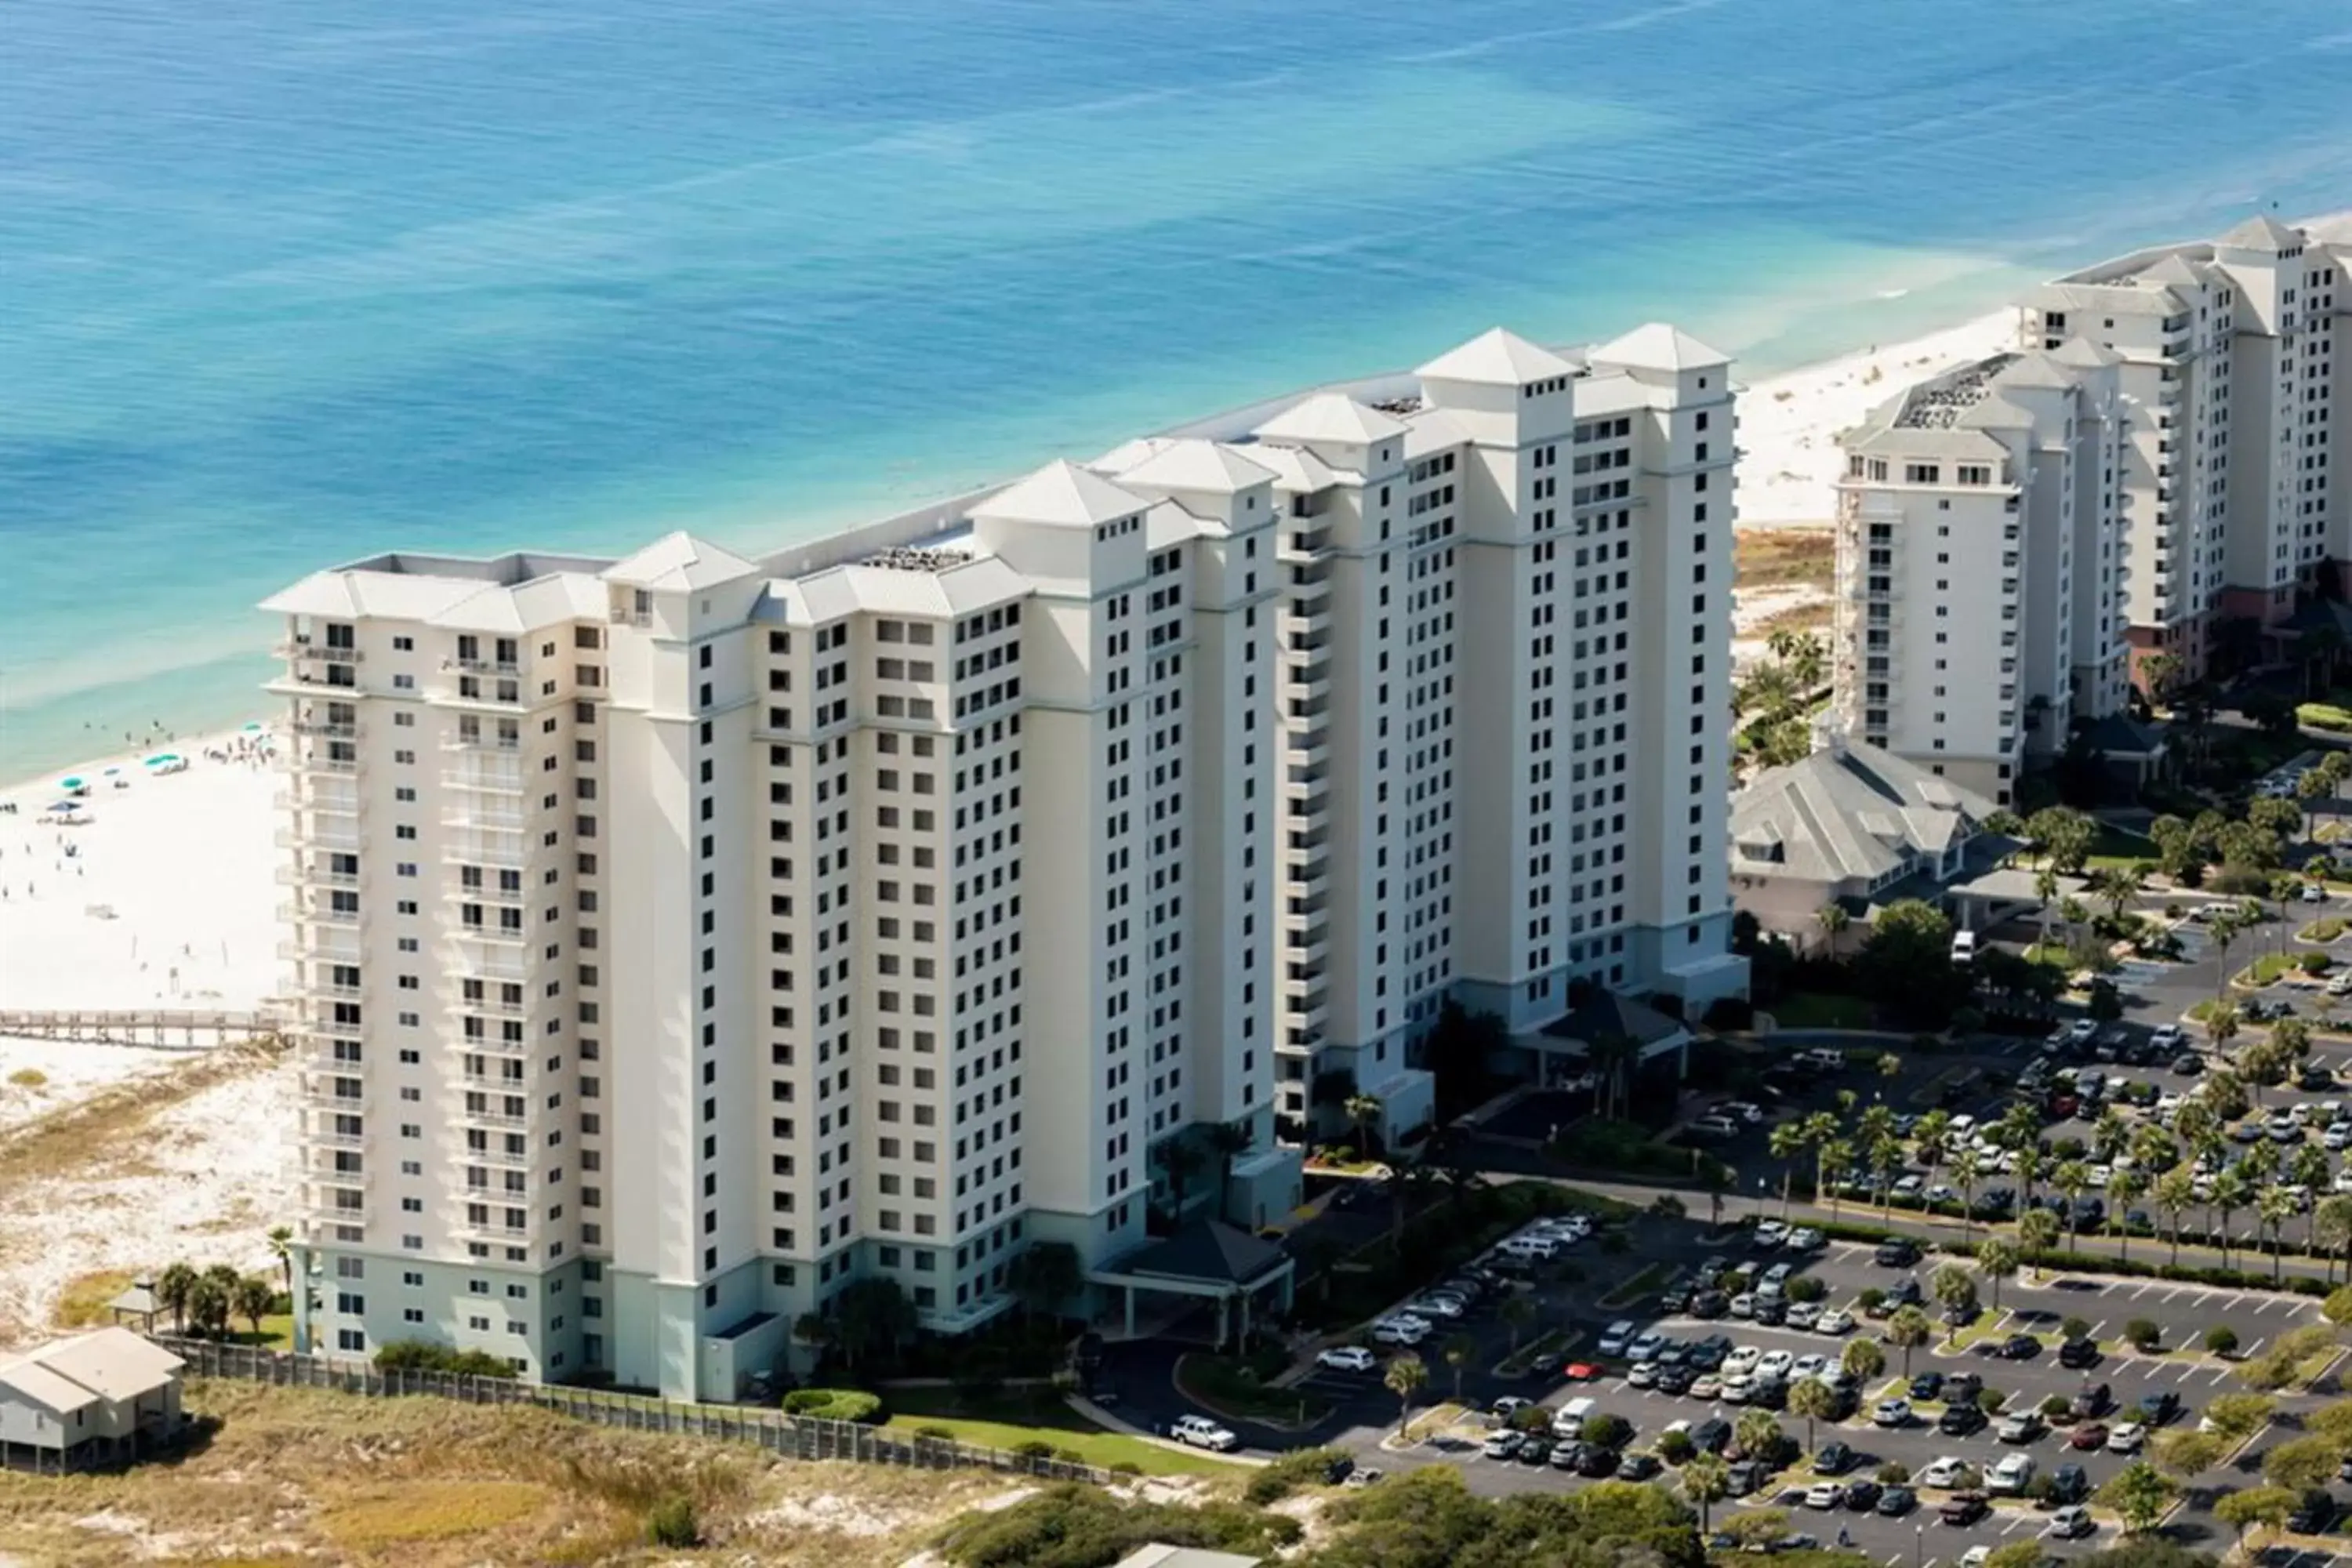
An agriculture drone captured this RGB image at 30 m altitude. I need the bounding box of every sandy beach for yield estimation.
[0,728,296,1345]
[0,301,2043,1343]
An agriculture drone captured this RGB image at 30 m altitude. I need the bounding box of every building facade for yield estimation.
[2019,215,2349,687]
[264,323,1747,1399]
[1829,345,2131,805]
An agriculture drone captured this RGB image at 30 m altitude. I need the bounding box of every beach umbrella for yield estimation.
[48,800,83,812]
[102,766,121,775]
[143,753,180,767]
[58,775,85,789]
[242,721,264,732]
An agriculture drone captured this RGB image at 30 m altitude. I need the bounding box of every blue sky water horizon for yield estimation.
[3,0,2350,781]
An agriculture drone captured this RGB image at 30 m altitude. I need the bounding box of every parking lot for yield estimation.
[1223,1206,2339,1564]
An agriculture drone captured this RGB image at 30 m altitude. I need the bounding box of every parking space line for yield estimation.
[2207,1365,2234,1385]
[2245,1338,2267,1358]
[2089,1319,2107,1339]
[2174,1363,2197,1383]
[2131,1283,2159,1299]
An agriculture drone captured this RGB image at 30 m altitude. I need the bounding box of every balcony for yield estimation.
[442,655,524,677]
[455,920,529,947]
[436,677,528,710]
[442,800,528,831]
[462,1071,529,1094]
[456,1102,530,1129]
[443,874,526,907]
[290,717,361,740]
[441,731,524,753]
[307,1122,369,1149]
[281,750,360,776]
[274,861,362,890]
[440,982,528,1015]
[441,763,526,795]
[278,929,363,964]
[303,1075,368,1111]
[278,901,361,927]
[448,942,532,982]
[274,785,361,816]
[275,819,365,851]
[449,834,528,869]
[276,640,364,665]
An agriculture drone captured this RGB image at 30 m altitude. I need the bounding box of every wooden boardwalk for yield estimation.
[0,1009,283,1047]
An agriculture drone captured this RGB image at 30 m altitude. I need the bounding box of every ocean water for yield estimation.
[4,0,2350,782]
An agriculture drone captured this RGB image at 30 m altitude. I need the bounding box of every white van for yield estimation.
[1950,929,1978,964]
[1552,1396,1599,1437]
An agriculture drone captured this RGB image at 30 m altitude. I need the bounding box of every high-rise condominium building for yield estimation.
[263,322,1747,1399]
[2019,216,2349,687]
[1830,343,2131,805]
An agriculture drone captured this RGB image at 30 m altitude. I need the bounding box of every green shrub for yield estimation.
[1011,1439,1057,1460]
[1876,1461,1910,1484]
[1976,1388,2003,1413]
[1786,1276,1827,1304]
[644,1495,699,1548]
[782,1387,885,1423]
[1109,1461,1143,1476]
[2125,1319,2162,1351]
[2040,1394,2071,1419]
[2303,950,2332,975]
[372,1340,514,1379]
[1657,1429,1695,1464]
[1583,1414,1634,1450]
[1245,1446,1353,1504]
[916,1424,957,1441]
[2205,1326,2239,1356]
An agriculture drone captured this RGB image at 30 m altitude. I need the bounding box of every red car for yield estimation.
[1563,1360,1602,1381]
[2069,1423,2108,1450]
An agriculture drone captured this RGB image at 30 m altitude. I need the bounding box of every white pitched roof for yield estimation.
[260,570,482,623]
[1115,438,1276,495]
[1251,393,1406,446]
[0,1327,183,1409]
[972,459,1146,528]
[604,532,757,592]
[1245,444,1338,494]
[1592,321,1730,372]
[0,1359,97,1415]
[1415,327,1579,386]
[2217,213,2303,252]
[1729,739,1997,885]
[2047,337,2123,370]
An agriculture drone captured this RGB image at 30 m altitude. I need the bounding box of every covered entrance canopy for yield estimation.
[1089,1219,1295,1348]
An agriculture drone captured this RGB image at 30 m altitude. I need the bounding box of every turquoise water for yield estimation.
[5,0,2350,781]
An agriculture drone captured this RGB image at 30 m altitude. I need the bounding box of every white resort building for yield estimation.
[261,322,1748,1399]
[1830,342,2132,805]
[2018,215,2349,687]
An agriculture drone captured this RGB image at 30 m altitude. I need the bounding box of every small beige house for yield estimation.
[0,1327,186,1472]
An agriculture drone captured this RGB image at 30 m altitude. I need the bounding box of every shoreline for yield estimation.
[0,300,2034,796]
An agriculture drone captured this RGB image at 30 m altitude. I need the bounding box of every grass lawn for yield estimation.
[2023,942,2075,969]
[1751,599,1834,641]
[2238,953,2307,986]
[2084,823,2158,871]
[880,1385,1241,1475]
[2303,917,2347,943]
[1769,992,1873,1029]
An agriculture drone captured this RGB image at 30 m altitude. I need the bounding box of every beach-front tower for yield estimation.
[260,318,1746,1399]
[1831,347,2129,804]
[2019,216,2349,686]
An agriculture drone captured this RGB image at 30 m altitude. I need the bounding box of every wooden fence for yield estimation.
[0,1010,281,1047]
[154,1336,1109,1483]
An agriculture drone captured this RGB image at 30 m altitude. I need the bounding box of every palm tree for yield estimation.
[1733,1409,1784,1466]
[1788,1377,1837,1449]
[1976,1238,2020,1312]
[2109,1168,2148,1261]
[1951,1149,1985,1246]
[2019,1207,2061,1273]
[156,1261,198,1335]
[2258,1185,2297,1283]
[1156,1137,1205,1220]
[1769,1123,1809,1221]
[2016,1148,2049,1213]
[1684,1453,1733,1532]
[1841,1338,1886,1385]
[2315,1195,2352,1285]
[1816,903,1851,957]
[232,1275,274,1343]
[1204,1120,1254,1223]
[1590,1033,1640,1122]
[2035,867,2061,953]
[1871,1137,1905,1223]
[1443,1333,1477,1404]
[2053,1160,2092,1250]
[1885,1306,1933,1377]
[1818,1139,1855,1216]
[1499,1292,1537,1355]
[1385,1352,1428,1438]
[2212,1167,2252,1271]
[2092,1109,2132,1167]
[187,1274,230,1339]
[2155,1167,2197,1267]
[2209,1002,2241,1059]
[2210,915,2244,1003]
[1800,1111,1838,1204]
[1930,1264,1977,1343]
[267,1225,296,1299]
[2092,864,2143,924]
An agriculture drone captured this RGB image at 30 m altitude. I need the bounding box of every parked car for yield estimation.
[2106,1422,2147,1454]
[2058,1337,2100,1369]
[2070,1423,2109,1451]
[1617,1453,1662,1480]
[2139,1391,2182,1425]
[2045,1505,2095,1539]
[1516,1436,1556,1467]
[1816,1308,1855,1335]
[2289,1491,2339,1533]
[1483,1428,1525,1460]
[1802,1482,1843,1510]
[1873,1397,1913,1428]
[1171,1415,1240,1451]
[1316,1345,1377,1374]
[1817,1441,1857,1475]
[1997,1412,2044,1444]
[1939,1404,1988,1437]
[1875,1238,1921,1266]
[1939,1492,1990,1526]
[2049,1465,2090,1504]
[2071,1382,2113,1421]
[1876,1485,1918,1516]
[1987,1454,2038,1496]
[1597,1319,1637,1357]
